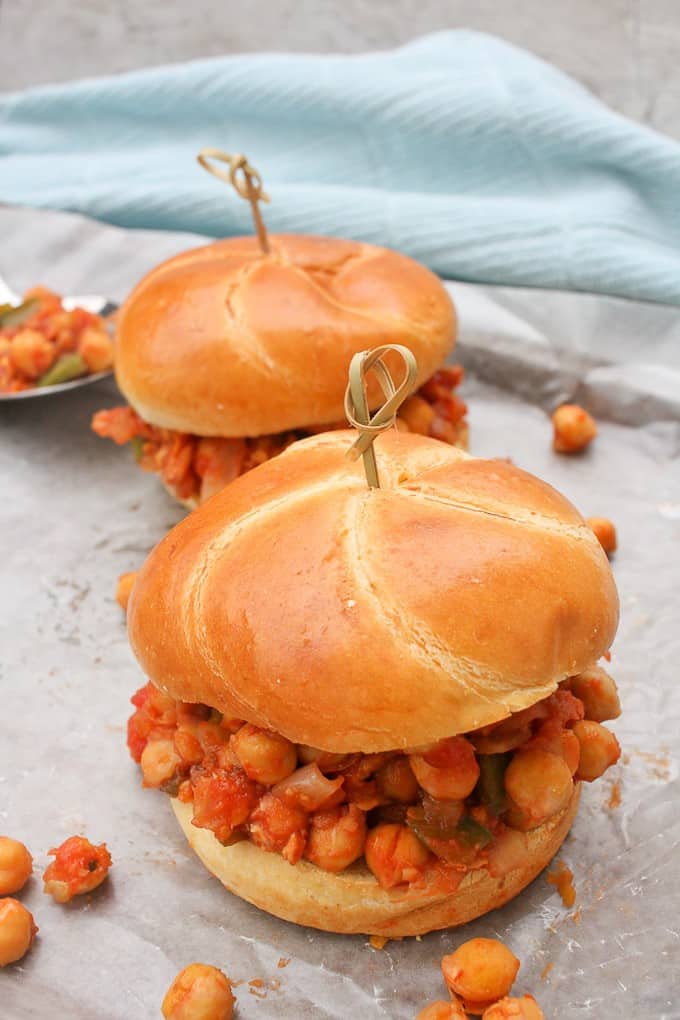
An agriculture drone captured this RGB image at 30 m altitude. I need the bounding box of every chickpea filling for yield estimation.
[93,366,468,502]
[127,666,620,890]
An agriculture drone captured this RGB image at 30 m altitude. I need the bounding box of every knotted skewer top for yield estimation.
[344,344,418,488]
[197,148,270,253]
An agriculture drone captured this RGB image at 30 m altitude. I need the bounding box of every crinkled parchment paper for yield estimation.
[1,207,678,1019]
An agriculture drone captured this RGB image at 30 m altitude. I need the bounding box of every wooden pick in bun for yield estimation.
[125,430,621,936]
[92,235,465,506]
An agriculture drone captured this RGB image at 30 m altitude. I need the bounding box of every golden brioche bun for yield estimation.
[114,234,456,436]
[172,787,580,936]
[128,430,619,752]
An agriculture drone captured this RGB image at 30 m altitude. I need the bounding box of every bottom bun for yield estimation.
[171,788,580,936]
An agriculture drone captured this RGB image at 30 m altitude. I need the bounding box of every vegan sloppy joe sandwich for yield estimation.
[125,428,621,936]
[91,233,466,507]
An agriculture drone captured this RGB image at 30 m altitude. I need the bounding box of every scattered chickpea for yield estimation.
[504,749,573,828]
[365,823,431,889]
[587,517,617,555]
[0,837,33,895]
[416,1000,468,1019]
[115,571,137,612]
[573,721,621,782]
[162,963,235,1020]
[0,899,38,967]
[231,724,297,785]
[569,666,621,722]
[305,804,367,873]
[552,404,597,453]
[43,836,112,903]
[141,739,182,789]
[442,938,520,1013]
[482,995,545,1019]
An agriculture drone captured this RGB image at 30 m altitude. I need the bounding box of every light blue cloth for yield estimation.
[2,31,680,305]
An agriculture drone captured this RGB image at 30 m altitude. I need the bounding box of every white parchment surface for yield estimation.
[1,207,678,1019]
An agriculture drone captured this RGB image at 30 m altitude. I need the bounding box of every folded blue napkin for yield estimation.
[2,31,680,305]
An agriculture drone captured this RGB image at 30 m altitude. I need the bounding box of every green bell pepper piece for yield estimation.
[0,297,40,329]
[37,353,87,387]
[476,753,511,816]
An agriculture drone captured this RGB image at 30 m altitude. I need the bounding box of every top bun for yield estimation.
[127,430,619,752]
[114,235,455,436]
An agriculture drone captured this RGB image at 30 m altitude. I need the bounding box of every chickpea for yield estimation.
[10,328,55,379]
[569,666,621,723]
[409,737,480,801]
[78,326,114,372]
[162,963,234,1020]
[376,756,419,803]
[174,729,204,766]
[586,517,617,556]
[0,898,38,967]
[364,823,430,889]
[305,804,367,873]
[442,938,520,1012]
[231,724,297,785]
[552,404,597,453]
[504,749,573,827]
[416,1000,467,1020]
[140,739,181,788]
[399,395,436,436]
[0,837,33,895]
[573,721,620,781]
[115,571,137,612]
[486,828,529,878]
[482,995,544,1019]
[43,836,112,902]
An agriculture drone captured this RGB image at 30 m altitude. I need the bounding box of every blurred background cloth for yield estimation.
[2,31,680,304]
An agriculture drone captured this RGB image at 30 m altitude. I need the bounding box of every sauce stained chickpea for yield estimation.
[162,963,234,1020]
[442,938,520,1013]
[504,749,573,828]
[586,517,617,555]
[305,804,366,873]
[416,1000,468,1019]
[365,823,431,889]
[552,404,597,453]
[0,899,38,967]
[115,571,137,612]
[141,739,182,788]
[43,835,112,903]
[409,737,480,801]
[376,756,419,803]
[573,720,621,781]
[569,667,621,723]
[0,836,33,895]
[231,724,297,785]
[482,995,545,1019]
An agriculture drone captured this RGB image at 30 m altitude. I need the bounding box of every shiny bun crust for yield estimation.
[128,431,619,752]
[114,234,456,436]
[172,788,580,936]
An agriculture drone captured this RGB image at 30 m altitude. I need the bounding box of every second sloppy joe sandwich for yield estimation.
[92,234,467,506]
[125,428,621,936]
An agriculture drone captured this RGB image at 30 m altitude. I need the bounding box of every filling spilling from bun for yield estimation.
[92,366,467,503]
[128,665,620,892]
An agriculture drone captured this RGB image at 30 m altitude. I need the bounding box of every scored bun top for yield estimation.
[127,431,619,752]
[114,234,455,436]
